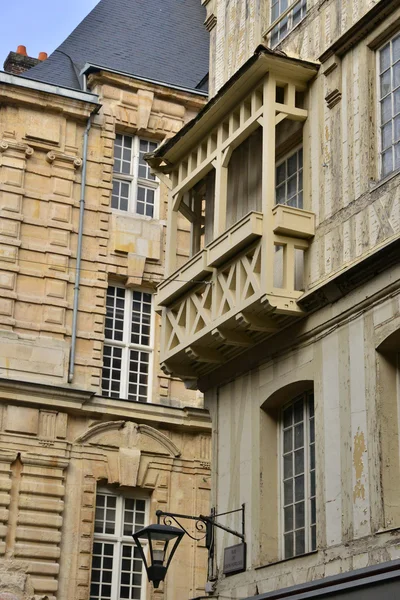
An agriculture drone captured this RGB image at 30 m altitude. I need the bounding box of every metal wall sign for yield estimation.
[223,542,246,575]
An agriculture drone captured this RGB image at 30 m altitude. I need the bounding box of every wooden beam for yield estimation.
[212,153,228,239]
[236,312,279,333]
[153,170,172,190]
[172,192,183,212]
[275,113,287,126]
[211,328,252,347]
[274,103,308,121]
[179,200,197,223]
[185,346,224,363]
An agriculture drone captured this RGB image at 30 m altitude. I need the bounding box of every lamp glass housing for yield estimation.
[132,524,185,588]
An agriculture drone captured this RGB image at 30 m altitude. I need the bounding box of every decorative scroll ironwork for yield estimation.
[158,513,207,541]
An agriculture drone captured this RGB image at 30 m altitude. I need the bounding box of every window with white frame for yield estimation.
[90,491,147,600]
[276,147,303,208]
[378,33,400,178]
[102,285,152,402]
[281,391,315,559]
[271,0,307,47]
[112,134,158,217]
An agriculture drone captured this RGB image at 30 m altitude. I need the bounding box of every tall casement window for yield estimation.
[102,285,152,402]
[276,147,303,208]
[112,134,158,217]
[281,391,315,559]
[90,491,147,600]
[379,33,400,178]
[271,0,307,47]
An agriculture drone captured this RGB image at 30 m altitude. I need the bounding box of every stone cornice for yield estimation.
[0,83,97,119]
[0,378,211,431]
[88,71,207,110]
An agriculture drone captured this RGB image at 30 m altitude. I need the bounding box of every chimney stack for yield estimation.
[3,45,47,76]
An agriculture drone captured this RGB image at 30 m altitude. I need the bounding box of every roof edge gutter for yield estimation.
[0,70,99,104]
[80,62,209,97]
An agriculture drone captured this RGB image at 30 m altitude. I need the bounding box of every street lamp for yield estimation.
[132,506,245,589]
[132,523,185,588]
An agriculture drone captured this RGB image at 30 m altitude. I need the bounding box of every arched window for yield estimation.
[260,381,315,564]
[281,391,315,558]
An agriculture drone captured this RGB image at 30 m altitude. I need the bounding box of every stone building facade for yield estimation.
[152,0,400,598]
[0,8,211,600]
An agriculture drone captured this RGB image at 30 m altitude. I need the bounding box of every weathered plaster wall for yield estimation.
[205,264,400,599]
[206,0,378,96]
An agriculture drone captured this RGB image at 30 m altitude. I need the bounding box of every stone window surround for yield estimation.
[101,284,155,403]
[90,488,149,600]
[112,133,159,219]
[260,380,315,565]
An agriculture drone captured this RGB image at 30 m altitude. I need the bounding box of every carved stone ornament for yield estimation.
[0,140,34,157]
[46,151,82,169]
[325,89,342,109]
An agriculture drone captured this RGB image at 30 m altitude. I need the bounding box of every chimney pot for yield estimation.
[38,52,48,61]
[16,45,27,56]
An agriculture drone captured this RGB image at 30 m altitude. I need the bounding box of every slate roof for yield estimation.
[24,0,209,92]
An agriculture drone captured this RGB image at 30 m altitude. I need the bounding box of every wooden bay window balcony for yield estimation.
[148,46,319,383]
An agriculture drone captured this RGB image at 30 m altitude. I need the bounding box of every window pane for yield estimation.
[382,148,393,177]
[283,428,292,453]
[120,543,143,600]
[295,501,305,528]
[294,423,304,449]
[295,474,305,502]
[102,345,122,400]
[114,134,133,174]
[105,286,125,341]
[295,529,305,555]
[381,96,392,125]
[394,35,400,62]
[91,495,145,600]
[294,449,304,475]
[131,292,152,346]
[284,479,293,505]
[275,148,303,207]
[284,454,293,479]
[284,532,294,559]
[293,399,304,423]
[382,122,392,150]
[128,350,150,402]
[283,405,292,427]
[90,541,114,600]
[284,506,293,532]
[380,44,391,73]
[281,392,315,558]
[394,62,400,90]
[136,186,155,218]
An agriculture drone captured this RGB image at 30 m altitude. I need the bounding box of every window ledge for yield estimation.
[255,549,318,571]
[111,208,155,221]
[369,168,400,193]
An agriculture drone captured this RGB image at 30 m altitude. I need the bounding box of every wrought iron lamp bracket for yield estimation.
[156,503,245,545]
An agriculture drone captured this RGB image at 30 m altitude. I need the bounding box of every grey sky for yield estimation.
[0,0,99,66]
